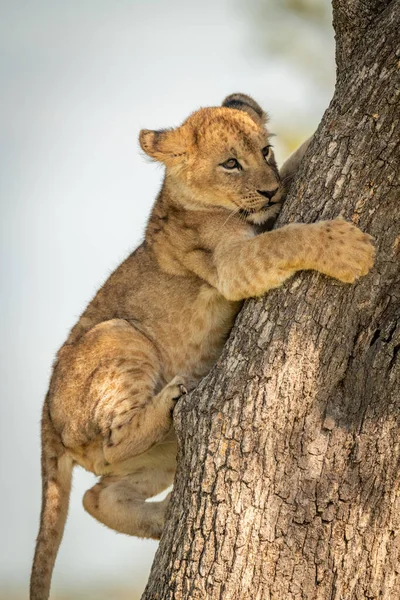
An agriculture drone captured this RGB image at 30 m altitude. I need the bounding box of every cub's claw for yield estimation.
[167,375,195,403]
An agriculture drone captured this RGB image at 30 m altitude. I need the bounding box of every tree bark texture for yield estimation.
[142,2,400,598]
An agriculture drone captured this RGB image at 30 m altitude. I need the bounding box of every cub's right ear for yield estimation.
[222,93,268,126]
[139,127,190,165]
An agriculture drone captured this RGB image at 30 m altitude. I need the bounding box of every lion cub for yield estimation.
[30,94,374,599]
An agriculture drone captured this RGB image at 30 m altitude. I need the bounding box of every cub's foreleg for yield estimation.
[215,219,375,301]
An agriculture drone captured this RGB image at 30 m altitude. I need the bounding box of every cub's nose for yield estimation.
[257,187,279,201]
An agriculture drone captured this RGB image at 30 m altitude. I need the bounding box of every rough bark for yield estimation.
[332,0,393,74]
[142,2,400,598]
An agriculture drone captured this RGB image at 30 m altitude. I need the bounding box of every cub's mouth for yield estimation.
[240,200,282,225]
[261,199,278,210]
[239,199,281,216]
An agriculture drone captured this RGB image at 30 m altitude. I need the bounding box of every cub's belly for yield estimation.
[69,429,178,477]
[156,294,241,382]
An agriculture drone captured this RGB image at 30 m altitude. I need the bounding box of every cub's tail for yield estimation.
[30,397,73,600]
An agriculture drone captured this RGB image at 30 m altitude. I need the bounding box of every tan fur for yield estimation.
[30,94,375,599]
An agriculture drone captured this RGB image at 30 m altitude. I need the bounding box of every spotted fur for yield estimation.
[30,94,374,599]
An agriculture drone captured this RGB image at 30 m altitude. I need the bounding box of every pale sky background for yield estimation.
[0,1,334,597]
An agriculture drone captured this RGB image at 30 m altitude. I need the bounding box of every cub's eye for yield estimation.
[220,158,242,171]
[262,145,273,162]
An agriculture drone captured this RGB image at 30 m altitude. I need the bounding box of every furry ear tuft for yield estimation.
[222,93,268,125]
[139,129,160,156]
[139,127,190,164]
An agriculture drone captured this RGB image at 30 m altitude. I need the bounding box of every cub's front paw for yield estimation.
[315,219,375,283]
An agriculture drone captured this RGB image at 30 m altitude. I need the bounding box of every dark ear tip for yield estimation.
[222,93,267,124]
[222,92,255,106]
[222,93,262,116]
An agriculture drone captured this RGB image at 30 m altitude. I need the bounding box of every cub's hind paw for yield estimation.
[177,383,188,397]
[165,375,196,403]
[159,376,197,419]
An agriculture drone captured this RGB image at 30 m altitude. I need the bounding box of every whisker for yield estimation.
[222,205,242,228]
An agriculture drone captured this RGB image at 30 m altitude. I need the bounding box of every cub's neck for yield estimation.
[145,176,234,242]
[144,176,253,278]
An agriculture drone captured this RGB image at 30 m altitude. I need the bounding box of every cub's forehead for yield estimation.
[185,107,269,153]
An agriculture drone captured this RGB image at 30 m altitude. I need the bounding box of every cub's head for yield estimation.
[140,93,282,224]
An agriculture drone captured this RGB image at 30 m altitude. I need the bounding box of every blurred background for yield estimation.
[0,1,335,598]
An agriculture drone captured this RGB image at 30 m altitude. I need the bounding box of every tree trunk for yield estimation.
[142,1,400,598]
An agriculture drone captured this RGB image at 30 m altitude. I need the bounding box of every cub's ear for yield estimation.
[222,93,268,126]
[139,126,191,165]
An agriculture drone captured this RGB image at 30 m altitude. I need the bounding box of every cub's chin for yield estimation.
[243,202,282,226]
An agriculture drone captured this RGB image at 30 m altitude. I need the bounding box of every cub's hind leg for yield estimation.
[54,320,192,464]
[103,374,191,464]
[83,466,175,539]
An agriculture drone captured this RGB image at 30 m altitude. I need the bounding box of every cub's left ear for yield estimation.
[222,93,268,126]
[139,126,191,165]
